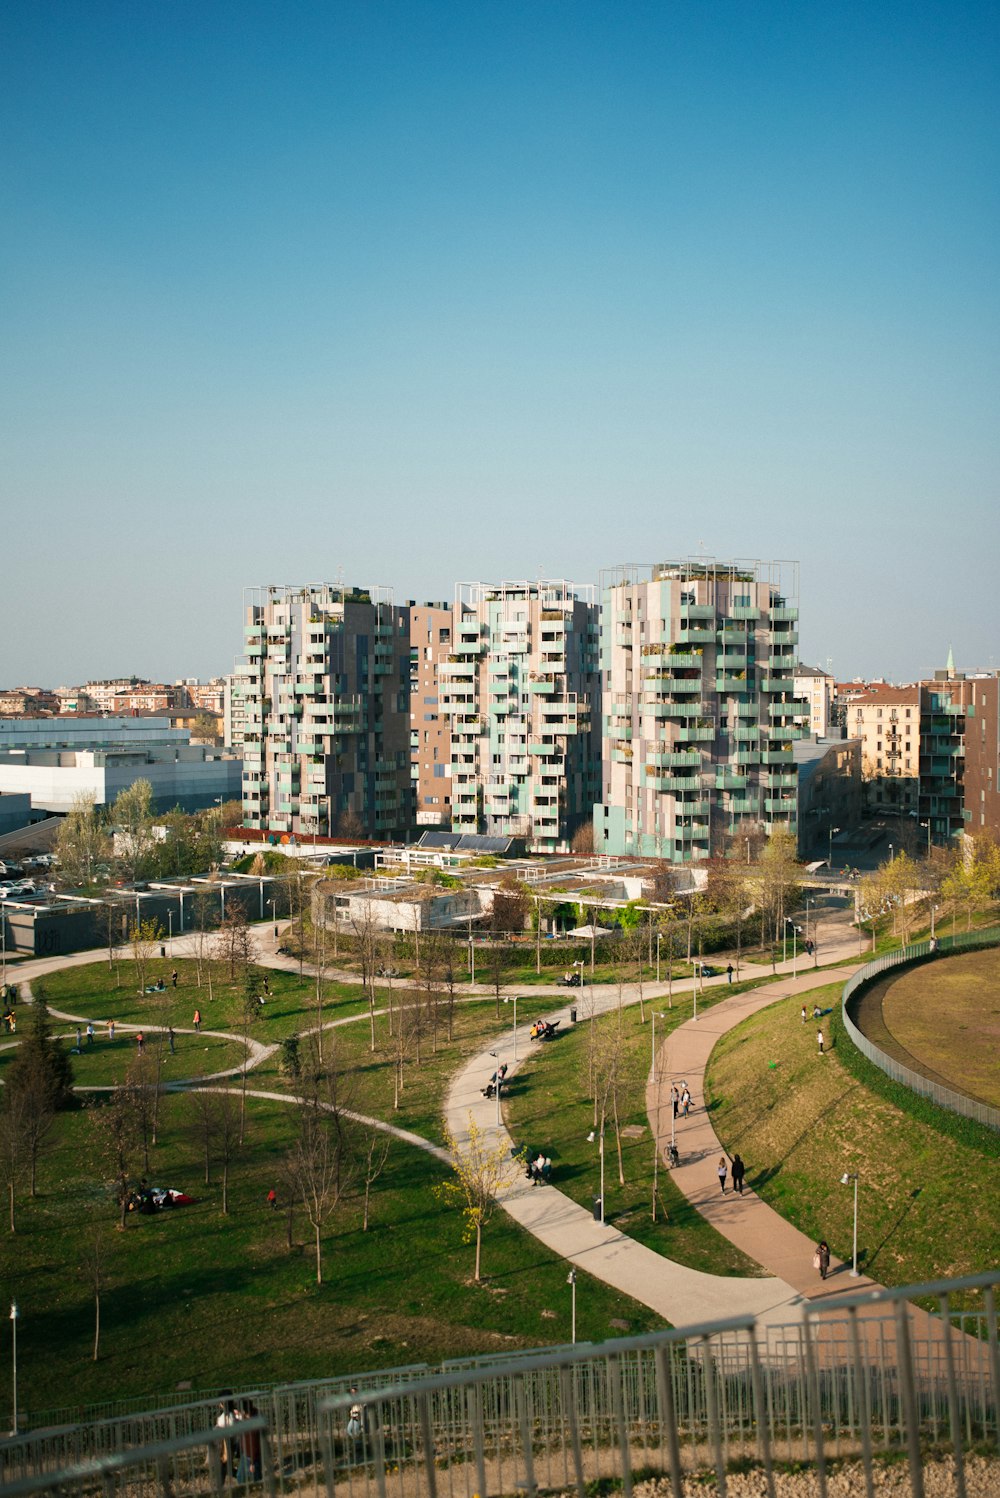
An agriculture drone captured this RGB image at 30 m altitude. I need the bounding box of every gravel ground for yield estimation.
[631,1455,999,1495]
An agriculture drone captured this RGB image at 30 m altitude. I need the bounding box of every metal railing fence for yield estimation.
[4,1272,998,1498]
[0,1415,272,1498]
[317,1271,1000,1498]
[841,925,1000,1132]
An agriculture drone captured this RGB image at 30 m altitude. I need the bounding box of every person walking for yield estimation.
[108,1019,116,1042]
[193,1008,201,1032]
[671,1085,679,1119]
[815,1240,831,1280]
[136,1031,145,1056]
[74,1027,82,1053]
[817,1028,825,1055]
[717,1156,728,1194]
[731,1153,746,1194]
[171,969,178,987]
[801,1005,807,1024]
[86,1022,95,1046]
[681,1086,692,1117]
[726,963,734,984]
[168,1025,176,1055]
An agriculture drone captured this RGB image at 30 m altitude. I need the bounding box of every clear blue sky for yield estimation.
[2,1,997,686]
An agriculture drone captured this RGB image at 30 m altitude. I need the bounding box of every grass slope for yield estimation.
[704,985,1000,1299]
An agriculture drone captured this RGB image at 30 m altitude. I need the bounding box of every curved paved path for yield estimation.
[653,965,872,1300]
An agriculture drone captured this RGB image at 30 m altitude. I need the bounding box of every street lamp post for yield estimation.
[650,1011,666,1084]
[841,1172,860,1276]
[1,907,6,985]
[9,1301,18,1435]
[504,995,518,1062]
[784,918,798,976]
[167,910,173,946]
[468,917,475,983]
[586,1127,605,1224]
[567,1269,577,1344]
[656,931,661,984]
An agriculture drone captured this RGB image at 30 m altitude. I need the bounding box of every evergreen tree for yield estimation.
[6,992,75,1111]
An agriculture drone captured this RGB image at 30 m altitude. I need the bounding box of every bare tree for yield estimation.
[359,1125,391,1231]
[484,938,509,1019]
[215,903,257,983]
[185,1088,242,1211]
[79,1226,110,1361]
[191,885,218,991]
[285,1052,354,1284]
[352,903,381,1051]
[90,1084,142,1229]
[129,917,162,995]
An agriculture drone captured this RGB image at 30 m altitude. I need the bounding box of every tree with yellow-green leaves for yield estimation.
[438,1117,523,1281]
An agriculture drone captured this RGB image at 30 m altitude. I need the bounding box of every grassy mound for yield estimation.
[704,984,1000,1295]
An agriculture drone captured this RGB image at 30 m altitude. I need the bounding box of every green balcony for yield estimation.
[769,607,798,623]
[716,772,746,790]
[675,724,714,743]
[727,797,756,815]
[679,604,716,622]
[727,605,760,621]
[717,627,745,645]
[678,628,716,645]
[733,725,759,742]
[761,676,793,693]
[735,750,760,766]
[646,702,701,719]
[716,676,751,693]
[761,749,794,765]
[646,751,702,768]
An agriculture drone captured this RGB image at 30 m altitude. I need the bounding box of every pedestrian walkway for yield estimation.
[444,1007,805,1330]
[653,964,878,1301]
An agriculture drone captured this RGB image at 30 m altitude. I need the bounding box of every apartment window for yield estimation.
[877,708,883,718]
[905,708,911,718]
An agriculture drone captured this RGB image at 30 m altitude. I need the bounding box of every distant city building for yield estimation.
[0,716,240,815]
[595,559,808,859]
[793,736,862,856]
[408,602,453,826]
[962,671,1000,842]
[0,688,58,717]
[84,677,156,712]
[53,686,96,715]
[917,653,984,849]
[794,665,835,738]
[439,580,599,854]
[845,682,920,815]
[238,584,412,840]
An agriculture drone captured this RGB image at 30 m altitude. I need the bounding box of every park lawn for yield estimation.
[704,984,1000,1300]
[2,1092,663,1424]
[0,1029,246,1089]
[299,992,569,1146]
[504,997,764,1279]
[37,958,374,1043]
